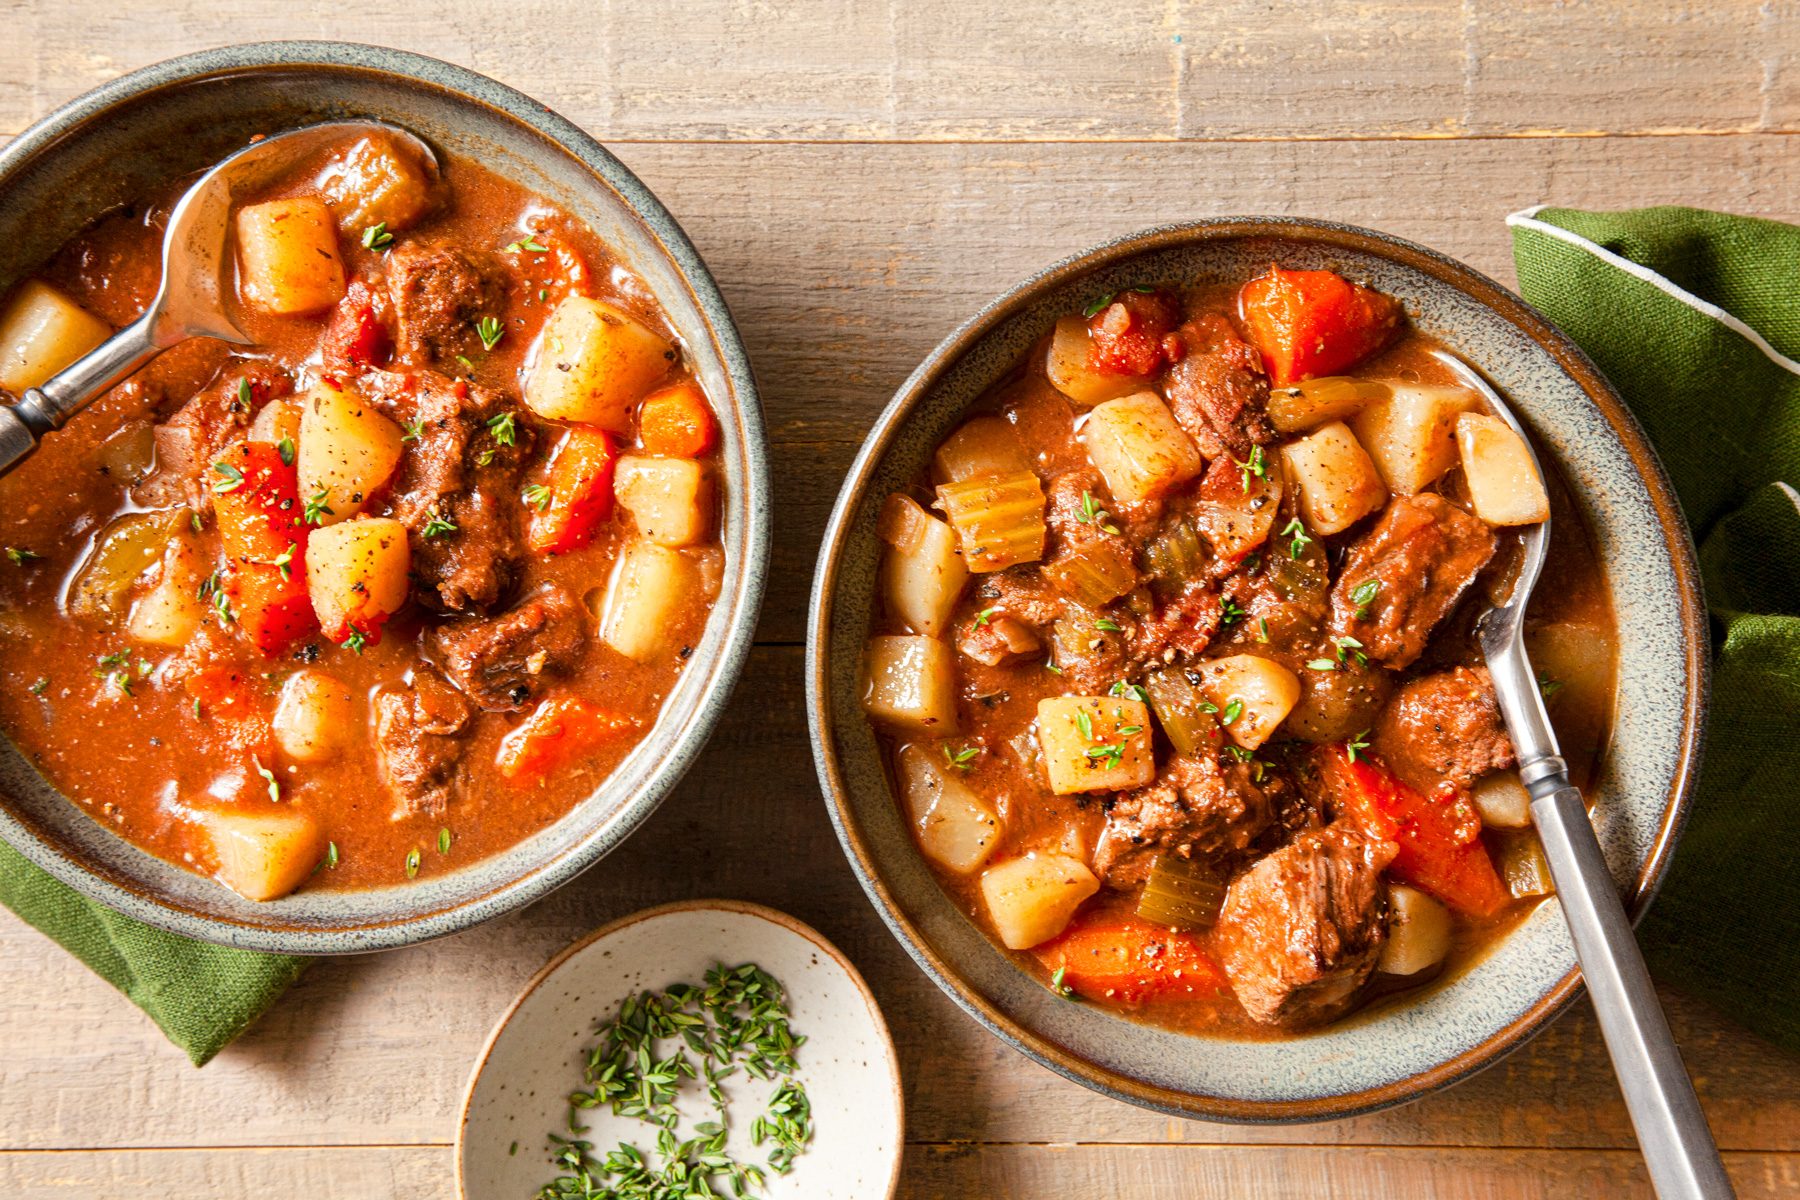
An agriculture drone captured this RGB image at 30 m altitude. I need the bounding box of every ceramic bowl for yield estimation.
[458,900,904,1199]
[0,43,769,952]
[806,218,1707,1122]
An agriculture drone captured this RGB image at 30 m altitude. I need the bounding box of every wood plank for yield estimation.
[3,1,1795,141]
[589,135,1800,642]
[1,647,1795,1154]
[1,1145,1794,1199]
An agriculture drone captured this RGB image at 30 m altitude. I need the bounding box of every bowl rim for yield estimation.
[805,216,1709,1122]
[454,898,905,1200]
[0,41,771,952]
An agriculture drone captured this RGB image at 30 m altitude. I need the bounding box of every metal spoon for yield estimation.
[1433,348,1734,1200]
[0,120,436,475]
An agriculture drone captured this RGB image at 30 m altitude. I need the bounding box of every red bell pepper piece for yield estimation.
[1034,912,1229,1003]
[1325,750,1510,918]
[496,694,638,783]
[212,440,316,655]
[320,282,391,370]
[526,427,618,556]
[638,381,716,458]
[1236,266,1402,385]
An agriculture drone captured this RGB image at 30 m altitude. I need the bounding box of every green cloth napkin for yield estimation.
[0,839,307,1064]
[1511,205,1800,1055]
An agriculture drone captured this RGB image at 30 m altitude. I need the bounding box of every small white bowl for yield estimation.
[458,900,903,1199]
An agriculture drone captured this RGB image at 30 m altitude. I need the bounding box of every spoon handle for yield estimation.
[1526,760,1736,1199]
[0,313,160,473]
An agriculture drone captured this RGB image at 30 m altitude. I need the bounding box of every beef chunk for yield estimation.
[363,368,532,612]
[956,612,1040,667]
[1214,822,1396,1026]
[431,584,587,711]
[374,670,474,818]
[1164,314,1273,460]
[1327,494,1497,669]
[1131,578,1222,668]
[385,240,505,367]
[1374,666,1515,794]
[320,281,394,371]
[1094,753,1273,887]
[137,361,291,509]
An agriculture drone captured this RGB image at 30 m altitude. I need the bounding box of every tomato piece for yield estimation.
[526,427,618,556]
[638,382,716,458]
[320,282,391,370]
[497,694,638,782]
[1085,289,1182,377]
[1236,267,1402,386]
[1034,912,1228,1003]
[184,666,279,762]
[212,440,316,655]
[1325,750,1510,917]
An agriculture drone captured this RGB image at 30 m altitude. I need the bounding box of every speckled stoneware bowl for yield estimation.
[807,219,1707,1122]
[458,900,903,1199]
[0,43,769,952]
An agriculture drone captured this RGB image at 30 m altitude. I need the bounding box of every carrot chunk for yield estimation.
[638,381,716,458]
[1236,266,1402,386]
[1034,912,1229,1003]
[526,427,618,556]
[497,694,638,782]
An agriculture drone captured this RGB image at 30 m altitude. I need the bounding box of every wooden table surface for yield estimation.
[3,3,1797,1197]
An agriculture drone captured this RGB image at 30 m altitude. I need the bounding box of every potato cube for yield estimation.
[1279,420,1388,535]
[934,416,1031,483]
[297,380,405,523]
[0,280,111,392]
[860,634,958,735]
[236,196,347,316]
[305,517,410,641]
[273,670,360,763]
[1035,695,1154,794]
[599,539,700,662]
[1044,316,1145,407]
[127,533,205,648]
[614,455,711,547]
[1377,883,1453,976]
[878,494,968,638]
[1470,771,1532,829]
[978,854,1100,949]
[526,296,673,429]
[197,806,325,902]
[1351,383,1478,495]
[316,133,436,234]
[249,397,302,446]
[895,743,1000,873]
[1456,412,1550,526]
[1079,391,1203,504]
[1195,654,1301,751]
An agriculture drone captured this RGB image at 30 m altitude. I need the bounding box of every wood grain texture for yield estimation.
[2,5,1799,1197]
[2,1,1797,140]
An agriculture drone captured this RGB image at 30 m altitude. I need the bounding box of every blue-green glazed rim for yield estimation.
[807,218,1707,1122]
[0,42,770,953]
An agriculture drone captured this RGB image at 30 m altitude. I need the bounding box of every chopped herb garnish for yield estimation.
[255,542,297,582]
[1084,742,1126,768]
[326,841,339,870]
[1306,658,1339,672]
[1350,578,1381,620]
[505,233,549,254]
[1221,699,1243,726]
[1234,444,1267,493]
[255,760,280,803]
[361,222,394,251]
[476,315,504,352]
[1108,680,1149,704]
[211,462,245,494]
[1074,709,1094,740]
[973,607,997,629]
[421,514,458,539]
[404,847,421,879]
[29,677,48,695]
[276,435,295,466]
[1256,616,1270,643]
[438,826,452,855]
[1044,659,1063,675]
[190,512,203,534]
[1199,699,1220,714]
[943,744,979,771]
[1095,616,1121,632]
[303,489,334,526]
[1346,730,1372,763]
[343,627,368,655]
[1538,672,1565,702]
[1081,292,1116,319]
[1224,744,1255,764]
[1332,634,1367,667]
[1049,965,1076,998]
[401,416,425,442]
[454,354,476,372]
[1219,597,1244,626]
[5,546,41,566]
[1076,490,1120,535]
[213,589,236,625]
[1282,516,1312,559]
[485,410,518,447]
[522,483,552,511]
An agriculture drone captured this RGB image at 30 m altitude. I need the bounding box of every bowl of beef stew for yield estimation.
[0,44,768,951]
[808,219,1705,1120]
